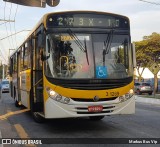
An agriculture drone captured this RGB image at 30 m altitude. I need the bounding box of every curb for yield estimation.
[135,96,160,105]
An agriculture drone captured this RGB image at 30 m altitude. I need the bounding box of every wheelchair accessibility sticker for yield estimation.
[96,66,108,78]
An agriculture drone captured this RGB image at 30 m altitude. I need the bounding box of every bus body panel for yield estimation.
[51,81,133,99]
[19,70,31,107]
[20,90,29,107]
[43,76,134,101]
[43,76,135,118]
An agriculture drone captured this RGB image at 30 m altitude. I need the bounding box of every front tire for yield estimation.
[15,100,20,107]
[32,112,45,123]
[89,116,104,121]
[14,89,21,107]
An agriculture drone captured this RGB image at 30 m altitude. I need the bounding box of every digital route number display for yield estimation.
[47,13,129,28]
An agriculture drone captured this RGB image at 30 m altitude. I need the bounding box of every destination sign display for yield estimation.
[47,13,129,28]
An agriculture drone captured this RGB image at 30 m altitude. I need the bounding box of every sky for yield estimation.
[0,0,160,64]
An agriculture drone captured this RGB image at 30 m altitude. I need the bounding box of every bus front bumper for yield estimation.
[45,96,135,119]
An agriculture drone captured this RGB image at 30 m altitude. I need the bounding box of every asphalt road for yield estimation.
[0,93,160,147]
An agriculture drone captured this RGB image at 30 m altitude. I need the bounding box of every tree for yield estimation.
[134,32,160,94]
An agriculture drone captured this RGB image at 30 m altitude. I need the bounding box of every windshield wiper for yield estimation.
[84,38,89,65]
[67,29,85,52]
[67,29,89,65]
[103,30,114,66]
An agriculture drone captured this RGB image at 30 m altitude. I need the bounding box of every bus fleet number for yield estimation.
[106,91,119,97]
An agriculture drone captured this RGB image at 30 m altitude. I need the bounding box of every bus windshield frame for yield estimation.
[44,28,133,80]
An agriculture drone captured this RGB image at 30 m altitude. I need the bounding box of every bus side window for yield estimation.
[10,57,13,76]
[28,40,31,68]
[13,53,17,74]
[36,32,45,70]
[23,41,31,69]
[20,47,24,71]
[23,42,28,69]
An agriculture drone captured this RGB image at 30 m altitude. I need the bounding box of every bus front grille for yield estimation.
[71,97,117,102]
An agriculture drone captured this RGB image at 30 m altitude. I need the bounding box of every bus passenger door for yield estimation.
[30,32,44,113]
[17,51,21,103]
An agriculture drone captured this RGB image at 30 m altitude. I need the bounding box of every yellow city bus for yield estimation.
[9,11,135,123]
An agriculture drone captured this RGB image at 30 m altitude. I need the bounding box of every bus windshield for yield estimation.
[45,32,133,79]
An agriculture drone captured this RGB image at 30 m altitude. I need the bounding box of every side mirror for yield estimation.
[47,39,51,53]
[46,0,60,7]
[40,50,50,61]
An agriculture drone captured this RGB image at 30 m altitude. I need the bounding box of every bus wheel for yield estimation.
[32,112,45,123]
[89,116,104,121]
[14,90,20,107]
[15,100,20,107]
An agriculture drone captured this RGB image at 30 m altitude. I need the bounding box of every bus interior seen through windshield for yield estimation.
[45,31,133,80]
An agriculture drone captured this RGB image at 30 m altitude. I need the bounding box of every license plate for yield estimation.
[88,105,103,112]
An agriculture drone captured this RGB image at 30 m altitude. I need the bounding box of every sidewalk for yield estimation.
[135,95,160,105]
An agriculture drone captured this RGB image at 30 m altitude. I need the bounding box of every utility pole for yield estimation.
[2,64,5,79]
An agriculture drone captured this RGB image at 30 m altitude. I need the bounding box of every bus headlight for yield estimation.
[119,89,134,102]
[46,87,70,104]
[49,90,56,97]
[119,96,125,102]
[125,93,130,99]
[64,97,70,104]
[56,95,62,101]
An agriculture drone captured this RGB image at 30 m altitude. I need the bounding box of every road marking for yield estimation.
[14,124,36,147]
[0,109,29,120]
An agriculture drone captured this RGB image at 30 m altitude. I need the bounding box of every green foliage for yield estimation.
[134,32,160,67]
[0,65,8,79]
